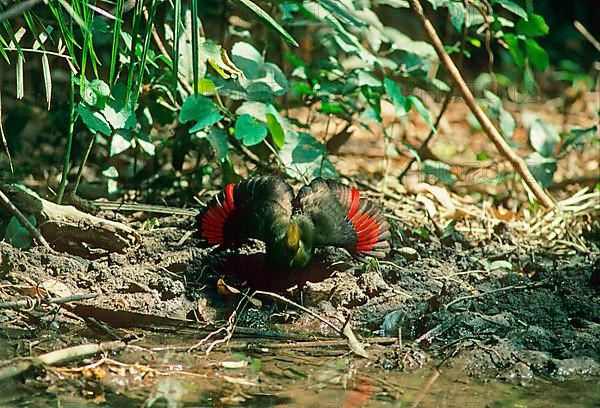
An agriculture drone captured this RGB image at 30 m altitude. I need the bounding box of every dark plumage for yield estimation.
[196,176,391,268]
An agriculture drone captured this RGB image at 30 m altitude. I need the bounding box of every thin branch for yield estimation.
[407,0,555,208]
[0,188,50,248]
[398,92,453,182]
[444,283,539,309]
[574,20,600,52]
[0,293,98,309]
[252,290,342,334]
[0,340,125,382]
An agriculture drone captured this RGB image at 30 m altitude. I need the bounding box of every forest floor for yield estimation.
[0,93,598,406]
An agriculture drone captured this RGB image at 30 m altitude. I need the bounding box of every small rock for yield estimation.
[397,247,419,261]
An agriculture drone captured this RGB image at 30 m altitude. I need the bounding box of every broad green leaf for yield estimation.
[529,119,559,157]
[516,13,549,37]
[280,132,337,179]
[559,126,598,154]
[231,42,263,79]
[448,2,465,31]
[498,109,516,140]
[494,0,527,20]
[408,95,435,132]
[422,159,456,185]
[357,71,381,88]
[524,38,549,71]
[319,102,344,114]
[180,95,223,133]
[266,113,285,148]
[384,77,408,116]
[503,33,524,67]
[197,78,216,95]
[102,102,136,130]
[5,215,37,249]
[77,105,111,135]
[232,0,298,46]
[207,127,229,161]
[526,152,556,188]
[102,166,119,178]
[234,114,268,146]
[136,137,156,156]
[110,131,132,156]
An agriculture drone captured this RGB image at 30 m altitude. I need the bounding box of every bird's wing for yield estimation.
[293,178,391,258]
[197,176,294,246]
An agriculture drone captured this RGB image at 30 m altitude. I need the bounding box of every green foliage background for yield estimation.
[0,0,597,205]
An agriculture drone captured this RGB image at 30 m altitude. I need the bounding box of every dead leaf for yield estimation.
[40,279,72,298]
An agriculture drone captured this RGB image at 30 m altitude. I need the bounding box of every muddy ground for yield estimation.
[1,206,598,393]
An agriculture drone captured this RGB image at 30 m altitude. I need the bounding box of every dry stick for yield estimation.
[574,20,600,52]
[252,290,342,334]
[407,0,555,208]
[0,340,125,382]
[444,283,538,310]
[398,93,453,182]
[0,189,50,248]
[0,293,98,309]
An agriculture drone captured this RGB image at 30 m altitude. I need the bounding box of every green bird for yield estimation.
[196,177,391,269]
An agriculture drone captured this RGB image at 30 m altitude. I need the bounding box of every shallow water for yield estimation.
[1,330,598,407]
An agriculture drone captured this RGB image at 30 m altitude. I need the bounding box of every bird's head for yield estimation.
[272,217,314,269]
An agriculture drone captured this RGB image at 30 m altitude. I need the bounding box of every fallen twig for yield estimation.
[0,188,50,248]
[0,340,125,382]
[444,283,539,310]
[188,312,236,355]
[0,293,98,309]
[407,0,555,208]
[252,290,342,333]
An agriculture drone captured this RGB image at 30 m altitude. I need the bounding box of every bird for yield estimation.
[196,176,391,269]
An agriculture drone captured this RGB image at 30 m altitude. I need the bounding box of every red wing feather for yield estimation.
[199,183,237,245]
[196,177,294,247]
[294,178,391,258]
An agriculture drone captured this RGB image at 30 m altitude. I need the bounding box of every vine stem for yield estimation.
[0,188,50,248]
[56,69,75,204]
[407,0,555,208]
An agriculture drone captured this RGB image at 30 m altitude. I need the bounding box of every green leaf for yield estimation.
[280,132,337,179]
[207,127,229,161]
[102,166,119,178]
[504,33,525,67]
[82,78,110,108]
[102,102,136,130]
[319,102,344,114]
[559,126,598,153]
[231,0,298,47]
[524,38,549,71]
[408,95,435,132]
[5,215,36,249]
[516,13,549,37]
[529,119,559,157]
[476,151,491,161]
[494,0,528,20]
[234,114,268,146]
[526,152,556,188]
[179,95,223,133]
[422,160,456,185]
[136,137,156,156]
[384,77,408,116]
[197,78,216,95]
[231,42,263,79]
[110,131,132,156]
[266,113,285,148]
[77,105,111,135]
[448,2,465,31]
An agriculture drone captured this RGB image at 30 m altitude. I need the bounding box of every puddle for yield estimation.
[1,329,598,407]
